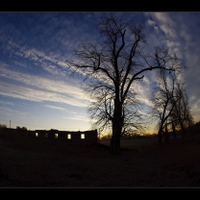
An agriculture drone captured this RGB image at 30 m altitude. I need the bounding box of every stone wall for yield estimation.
[0,128,98,144]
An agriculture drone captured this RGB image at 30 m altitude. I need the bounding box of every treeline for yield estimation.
[0,124,28,130]
[0,124,7,129]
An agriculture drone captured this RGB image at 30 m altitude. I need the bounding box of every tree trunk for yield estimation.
[172,122,177,139]
[180,122,185,138]
[110,131,121,155]
[157,123,164,144]
[110,98,122,155]
[158,130,162,144]
[164,125,169,143]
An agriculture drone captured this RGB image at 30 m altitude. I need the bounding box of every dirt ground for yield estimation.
[1,132,200,188]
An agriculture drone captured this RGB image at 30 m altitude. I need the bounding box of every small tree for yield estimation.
[169,83,194,138]
[151,69,182,143]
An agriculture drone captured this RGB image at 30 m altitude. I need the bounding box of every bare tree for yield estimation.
[151,67,194,143]
[67,14,184,154]
[169,84,194,138]
[88,82,145,137]
[151,69,182,143]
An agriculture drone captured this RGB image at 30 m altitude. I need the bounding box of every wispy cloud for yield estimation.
[0,105,28,119]
[0,79,89,108]
[64,115,96,123]
[0,62,91,107]
[0,100,15,106]
[44,104,66,111]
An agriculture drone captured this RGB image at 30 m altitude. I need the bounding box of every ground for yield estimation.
[1,132,200,188]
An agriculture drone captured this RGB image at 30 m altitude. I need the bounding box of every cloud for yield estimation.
[128,78,155,111]
[64,115,96,123]
[0,13,100,55]
[0,77,90,108]
[0,100,15,106]
[152,13,172,24]
[0,105,28,119]
[0,13,102,112]
[0,62,91,104]
[146,13,186,56]
[147,18,156,27]
[44,104,67,111]
[64,115,90,122]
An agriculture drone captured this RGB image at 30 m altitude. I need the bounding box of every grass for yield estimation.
[1,131,200,187]
[99,135,158,150]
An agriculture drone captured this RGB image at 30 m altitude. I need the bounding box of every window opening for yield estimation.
[67,134,71,139]
[81,133,85,139]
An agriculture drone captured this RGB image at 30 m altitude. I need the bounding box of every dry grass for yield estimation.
[1,132,200,188]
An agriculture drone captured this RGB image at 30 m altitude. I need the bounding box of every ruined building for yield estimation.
[0,127,98,145]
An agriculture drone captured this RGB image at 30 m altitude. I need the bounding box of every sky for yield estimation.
[0,12,200,133]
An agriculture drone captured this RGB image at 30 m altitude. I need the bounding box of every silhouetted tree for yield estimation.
[169,83,194,138]
[88,85,145,138]
[151,69,182,143]
[16,126,27,131]
[0,124,7,129]
[68,14,184,154]
[151,67,193,143]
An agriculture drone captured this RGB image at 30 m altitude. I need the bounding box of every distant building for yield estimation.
[0,127,98,144]
[30,129,98,144]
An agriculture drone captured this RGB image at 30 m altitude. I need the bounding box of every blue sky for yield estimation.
[0,12,200,133]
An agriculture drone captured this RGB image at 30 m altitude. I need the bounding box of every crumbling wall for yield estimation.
[32,129,98,144]
[0,128,98,144]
